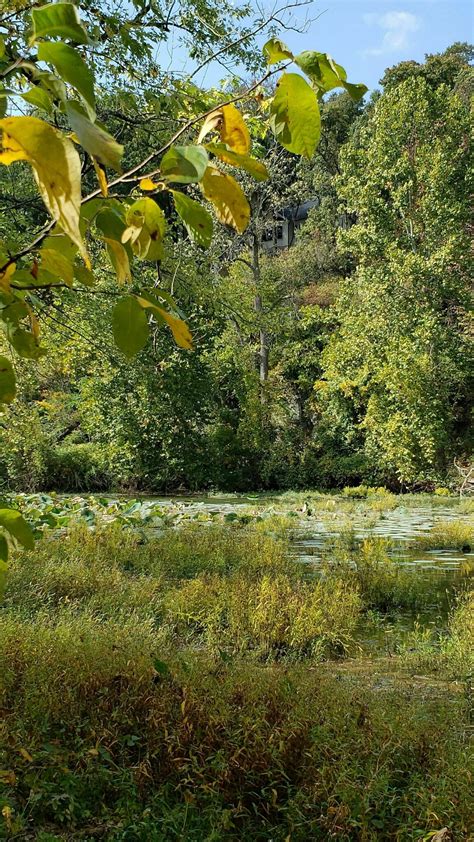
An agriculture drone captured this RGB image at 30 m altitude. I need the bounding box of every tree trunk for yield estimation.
[252,233,269,385]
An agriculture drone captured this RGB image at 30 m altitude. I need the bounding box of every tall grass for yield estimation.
[0,624,471,840]
[1,522,472,839]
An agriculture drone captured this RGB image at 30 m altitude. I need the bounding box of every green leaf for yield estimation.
[21,87,52,113]
[153,658,170,676]
[32,71,66,104]
[171,190,213,248]
[40,247,74,285]
[112,295,149,358]
[73,265,95,287]
[160,145,208,184]
[263,38,294,65]
[38,42,95,115]
[6,325,45,360]
[95,206,128,242]
[31,3,89,44]
[295,51,367,101]
[122,198,166,261]
[270,73,320,158]
[0,509,34,550]
[342,81,368,102]
[205,142,269,181]
[66,102,123,171]
[0,355,15,404]
[43,225,78,260]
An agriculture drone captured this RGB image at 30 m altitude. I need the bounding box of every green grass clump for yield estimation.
[412,520,474,551]
[401,589,474,680]
[165,573,361,660]
[324,535,436,612]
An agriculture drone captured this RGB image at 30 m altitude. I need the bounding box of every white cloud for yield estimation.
[362,10,421,56]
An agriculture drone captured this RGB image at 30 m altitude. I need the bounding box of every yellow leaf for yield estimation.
[159,309,193,350]
[0,262,16,293]
[197,110,222,145]
[137,297,193,350]
[220,104,250,155]
[139,177,159,191]
[25,305,40,340]
[2,805,13,830]
[19,747,33,762]
[104,237,131,284]
[200,165,250,234]
[0,770,16,785]
[0,116,88,264]
[92,157,108,197]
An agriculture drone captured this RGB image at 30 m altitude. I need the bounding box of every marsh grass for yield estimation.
[0,633,472,840]
[401,590,474,680]
[323,534,440,612]
[411,520,474,552]
[1,521,473,839]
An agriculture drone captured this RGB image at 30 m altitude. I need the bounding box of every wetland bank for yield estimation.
[0,489,472,839]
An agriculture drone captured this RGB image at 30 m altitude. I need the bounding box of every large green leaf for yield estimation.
[263,38,293,65]
[0,509,34,550]
[206,142,269,181]
[112,296,149,358]
[172,190,213,248]
[6,325,44,360]
[21,87,52,113]
[0,355,15,404]
[270,73,320,158]
[160,145,208,184]
[31,3,89,44]
[295,51,367,101]
[66,102,123,171]
[38,42,95,115]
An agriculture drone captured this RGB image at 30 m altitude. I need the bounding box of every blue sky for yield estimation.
[276,0,473,92]
[188,0,473,92]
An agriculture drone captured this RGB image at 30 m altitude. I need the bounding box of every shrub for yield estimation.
[44,443,112,492]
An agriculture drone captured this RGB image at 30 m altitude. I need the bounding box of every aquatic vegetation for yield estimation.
[1,516,473,839]
[324,536,444,612]
[412,520,474,552]
[401,590,474,680]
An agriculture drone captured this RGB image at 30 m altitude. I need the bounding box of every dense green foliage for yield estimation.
[1,35,471,494]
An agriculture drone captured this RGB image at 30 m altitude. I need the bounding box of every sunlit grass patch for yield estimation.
[412,520,473,551]
[164,573,362,660]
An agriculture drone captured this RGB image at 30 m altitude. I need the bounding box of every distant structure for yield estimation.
[261,198,354,253]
